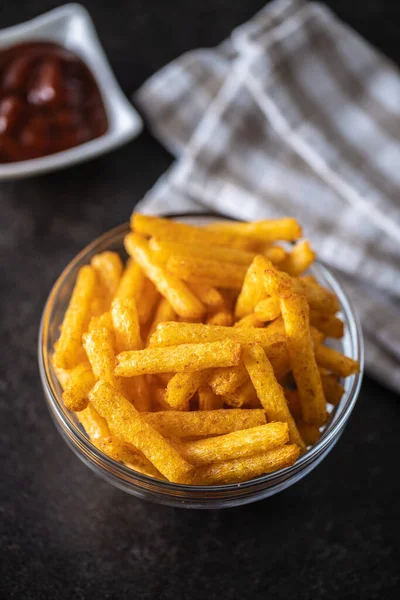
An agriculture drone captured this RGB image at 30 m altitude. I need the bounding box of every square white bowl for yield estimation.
[0,3,143,179]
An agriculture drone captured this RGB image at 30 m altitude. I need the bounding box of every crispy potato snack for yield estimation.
[125,233,205,319]
[115,340,241,376]
[243,344,305,450]
[142,409,266,437]
[54,265,96,369]
[189,444,300,485]
[90,381,193,483]
[177,422,289,465]
[54,213,360,485]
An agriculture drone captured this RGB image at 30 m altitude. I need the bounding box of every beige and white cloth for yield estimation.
[135,0,400,390]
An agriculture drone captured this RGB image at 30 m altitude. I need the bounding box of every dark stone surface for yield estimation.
[1,1,399,598]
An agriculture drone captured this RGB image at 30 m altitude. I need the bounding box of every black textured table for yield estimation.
[1,1,400,598]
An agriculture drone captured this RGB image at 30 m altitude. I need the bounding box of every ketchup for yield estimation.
[0,42,108,163]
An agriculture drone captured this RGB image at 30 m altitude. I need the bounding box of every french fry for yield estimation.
[297,276,340,314]
[243,344,305,450]
[206,307,233,326]
[62,363,95,412]
[315,345,360,377]
[176,422,289,466]
[189,444,300,485]
[132,213,252,249]
[254,296,281,322]
[136,278,159,325]
[77,402,111,441]
[89,381,193,483]
[83,326,119,388]
[146,297,177,345]
[234,314,264,328]
[310,310,344,339]
[88,311,113,332]
[209,363,249,396]
[279,240,315,276]
[284,388,302,419]
[297,422,321,446]
[198,386,225,410]
[125,233,205,319]
[264,245,287,264]
[114,259,145,302]
[235,256,270,318]
[111,298,142,352]
[223,379,257,408]
[279,290,327,426]
[187,281,224,309]
[91,251,123,299]
[54,265,97,369]
[149,237,256,266]
[165,370,210,411]
[142,409,266,437]
[320,373,345,405]
[115,340,241,376]
[149,321,286,350]
[167,254,247,290]
[206,218,302,243]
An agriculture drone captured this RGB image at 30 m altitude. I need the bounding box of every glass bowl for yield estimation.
[38,215,364,509]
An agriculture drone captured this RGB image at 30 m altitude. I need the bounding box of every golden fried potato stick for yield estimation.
[206,306,233,326]
[176,422,289,466]
[54,265,97,369]
[77,404,162,477]
[234,313,264,328]
[146,298,177,346]
[149,321,286,349]
[310,310,344,339]
[142,409,266,437]
[114,258,146,303]
[187,281,224,309]
[136,278,160,325]
[198,386,225,410]
[315,345,360,377]
[243,344,305,450]
[189,444,300,485]
[284,389,302,419]
[62,362,95,412]
[125,233,205,319]
[264,245,287,264]
[132,213,253,249]
[88,311,113,332]
[209,363,249,396]
[83,327,118,386]
[235,255,271,319]
[111,298,142,352]
[296,276,340,314]
[320,373,345,405]
[297,422,321,446]
[149,237,257,266]
[89,381,193,483]
[254,296,281,322]
[223,379,257,408]
[206,218,302,243]
[279,240,316,276]
[91,251,123,299]
[165,370,210,411]
[115,340,241,377]
[167,255,247,290]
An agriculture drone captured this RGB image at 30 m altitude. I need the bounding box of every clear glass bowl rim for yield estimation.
[38,215,364,505]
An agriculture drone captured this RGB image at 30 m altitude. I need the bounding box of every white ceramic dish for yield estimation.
[0,3,142,180]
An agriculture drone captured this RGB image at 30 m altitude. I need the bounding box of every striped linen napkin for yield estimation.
[134,0,400,391]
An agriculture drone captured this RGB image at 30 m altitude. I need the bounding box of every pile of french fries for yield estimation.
[53,214,360,485]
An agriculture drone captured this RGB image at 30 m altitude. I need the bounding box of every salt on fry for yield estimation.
[189,444,300,485]
[142,409,266,437]
[54,265,96,369]
[315,345,360,377]
[89,381,193,483]
[115,340,241,376]
[125,233,205,319]
[62,362,95,412]
[165,370,210,411]
[243,344,305,450]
